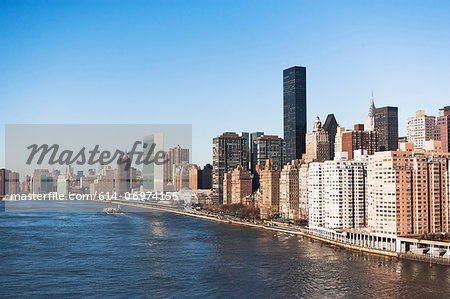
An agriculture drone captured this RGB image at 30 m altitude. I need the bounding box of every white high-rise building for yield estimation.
[308,162,324,227]
[322,151,368,229]
[299,162,309,220]
[308,150,368,229]
[367,151,397,236]
[406,110,436,150]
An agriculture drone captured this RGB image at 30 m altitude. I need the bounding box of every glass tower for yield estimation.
[283,66,307,162]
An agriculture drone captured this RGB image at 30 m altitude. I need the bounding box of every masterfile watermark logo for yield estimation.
[4,124,192,212]
[25,141,168,171]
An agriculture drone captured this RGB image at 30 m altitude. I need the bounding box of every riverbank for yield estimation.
[106,200,433,262]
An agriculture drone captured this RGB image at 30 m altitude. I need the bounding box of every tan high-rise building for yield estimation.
[305,116,330,163]
[406,110,436,150]
[279,160,301,219]
[231,165,252,205]
[222,172,232,205]
[299,162,309,220]
[367,150,450,236]
[190,165,199,190]
[334,127,346,154]
[259,160,280,219]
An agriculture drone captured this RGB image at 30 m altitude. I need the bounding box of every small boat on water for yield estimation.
[103,205,123,214]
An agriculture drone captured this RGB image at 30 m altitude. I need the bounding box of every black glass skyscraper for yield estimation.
[283,66,306,162]
[374,106,398,151]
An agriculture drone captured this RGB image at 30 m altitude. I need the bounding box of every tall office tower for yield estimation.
[299,162,309,220]
[90,166,115,196]
[254,135,286,171]
[163,145,189,189]
[212,133,248,204]
[435,106,450,152]
[364,93,376,131]
[143,134,164,192]
[374,106,398,151]
[336,124,378,160]
[305,116,330,163]
[250,132,264,173]
[406,110,436,150]
[259,160,281,219]
[230,165,252,205]
[308,162,324,227]
[283,66,307,162]
[279,160,300,219]
[367,150,450,236]
[322,151,368,229]
[323,114,339,160]
[31,169,55,194]
[115,153,131,195]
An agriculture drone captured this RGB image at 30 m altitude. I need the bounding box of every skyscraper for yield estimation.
[406,110,436,150]
[254,135,285,171]
[250,132,264,173]
[364,93,375,131]
[283,66,306,162]
[212,133,248,204]
[374,106,398,151]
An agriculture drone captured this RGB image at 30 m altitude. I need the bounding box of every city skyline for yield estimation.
[2,2,450,297]
[1,1,450,168]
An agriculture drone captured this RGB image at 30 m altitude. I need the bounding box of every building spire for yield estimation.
[364,92,375,131]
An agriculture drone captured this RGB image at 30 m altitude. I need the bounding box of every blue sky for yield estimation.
[1,0,450,168]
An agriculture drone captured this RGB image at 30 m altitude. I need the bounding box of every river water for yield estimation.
[0,201,449,298]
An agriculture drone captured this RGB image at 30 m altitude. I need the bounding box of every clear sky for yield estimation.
[1,0,450,168]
